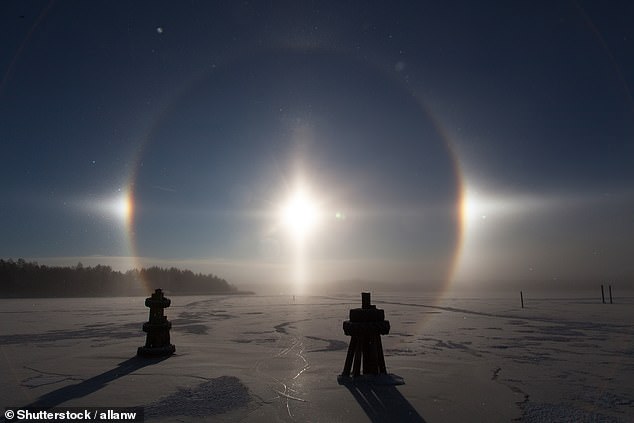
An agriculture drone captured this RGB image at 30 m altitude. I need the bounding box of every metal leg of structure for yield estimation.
[352,336,363,377]
[342,336,357,376]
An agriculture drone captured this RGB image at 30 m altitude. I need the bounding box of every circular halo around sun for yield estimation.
[128,49,462,296]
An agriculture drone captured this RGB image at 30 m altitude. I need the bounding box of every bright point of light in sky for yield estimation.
[80,190,133,226]
[280,186,322,243]
[112,192,133,224]
[276,182,324,295]
[461,184,541,230]
[462,188,492,227]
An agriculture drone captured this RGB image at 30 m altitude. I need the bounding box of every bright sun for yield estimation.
[281,188,321,241]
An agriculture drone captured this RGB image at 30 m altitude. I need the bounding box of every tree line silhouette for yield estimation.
[0,258,243,298]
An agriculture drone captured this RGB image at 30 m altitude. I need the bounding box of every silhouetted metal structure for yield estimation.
[341,292,390,377]
[138,288,175,357]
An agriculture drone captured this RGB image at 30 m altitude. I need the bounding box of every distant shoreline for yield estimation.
[0,291,255,299]
[0,258,248,298]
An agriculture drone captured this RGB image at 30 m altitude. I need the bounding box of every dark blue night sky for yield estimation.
[2,1,633,292]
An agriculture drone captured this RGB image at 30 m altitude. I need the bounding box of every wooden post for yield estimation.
[520,291,524,309]
[341,293,390,377]
[138,288,175,357]
[609,285,613,304]
[362,292,371,309]
[601,285,605,304]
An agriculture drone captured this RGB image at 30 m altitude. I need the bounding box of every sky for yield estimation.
[2,1,633,294]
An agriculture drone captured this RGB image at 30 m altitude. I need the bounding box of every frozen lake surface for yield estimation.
[1,293,633,422]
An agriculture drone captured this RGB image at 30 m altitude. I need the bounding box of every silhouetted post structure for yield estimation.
[609,285,613,304]
[138,288,175,357]
[520,291,524,309]
[601,285,605,304]
[341,292,390,377]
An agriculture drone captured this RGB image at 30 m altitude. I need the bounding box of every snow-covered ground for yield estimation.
[1,293,633,422]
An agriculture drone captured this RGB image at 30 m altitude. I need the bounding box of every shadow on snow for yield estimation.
[338,374,426,423]
[25,356,169,408]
